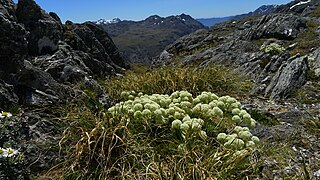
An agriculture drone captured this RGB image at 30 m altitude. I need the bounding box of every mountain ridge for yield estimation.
[98,13,206,64]
[196,4,278,27]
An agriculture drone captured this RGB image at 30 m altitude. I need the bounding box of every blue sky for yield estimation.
[13,0,293,23]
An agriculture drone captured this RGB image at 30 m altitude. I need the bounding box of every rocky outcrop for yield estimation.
[0,0,130,109]
[16,0,63,56]
[309,47,320,78]
[156,12,311,100]
[0,0,129,176]
[64,21,126,71]
[0,0,16,21]
[32,42,114,83]
[266,56,309,99]
[0,0,128,107]
[0,5,28,80]
[84,22,126,68]
[16,60,75,105]
[243,14,307,40]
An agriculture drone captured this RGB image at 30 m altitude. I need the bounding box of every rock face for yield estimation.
[155,10,315,99]
[16,0,63,56]
[0,0,127,108]
[17,60,74,105]
[0,0,17,21]
[33,42,114,83]
[64,21,126,70]
[244,14,307,40]
[0,1,28,79]
[266,56,309,99]
[309,47,320,78]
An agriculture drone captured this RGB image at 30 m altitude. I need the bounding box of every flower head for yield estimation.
[0,111,12,119]
[2,147,19,158]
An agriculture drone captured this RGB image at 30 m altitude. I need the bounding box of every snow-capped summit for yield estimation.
[95,18,121,25]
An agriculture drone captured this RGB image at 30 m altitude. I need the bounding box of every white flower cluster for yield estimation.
[0,147,19,158]
[0,111,12,119]
[108,91,259,148]
[260,43,285,55]
[217,126,260,150]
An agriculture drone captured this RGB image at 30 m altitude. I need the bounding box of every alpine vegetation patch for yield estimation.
[260,42,285,55]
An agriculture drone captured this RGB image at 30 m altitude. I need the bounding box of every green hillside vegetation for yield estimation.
[113,27,180,61]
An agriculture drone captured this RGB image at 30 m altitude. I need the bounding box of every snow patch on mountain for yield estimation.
[290,0,312,10]
[95,18,121,25]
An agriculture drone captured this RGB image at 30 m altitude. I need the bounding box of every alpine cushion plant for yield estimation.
[66,90,261,179]
[108,90,259,151]
[260,42,285,55]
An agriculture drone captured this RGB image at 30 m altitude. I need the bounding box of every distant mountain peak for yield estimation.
[254,4,279,14]
[95,18,121,25]
[98,13,206,64]
[143,14,199,26]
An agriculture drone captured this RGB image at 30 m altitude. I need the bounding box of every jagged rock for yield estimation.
[266,56,309,99]
[33,41,115,83]
[64,21,126,72]
[309,47,320,78]
[49,11,63,26]
[0,10,28,80]
[0,80,19,109]
[0,0,16,21]
[244,14,307,40]
[84,22,126,68]
[16,60,75,105]
[256,53,291,83]
[16,0,63,55]
[155,50,174,65]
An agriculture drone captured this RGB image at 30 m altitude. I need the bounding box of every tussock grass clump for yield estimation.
[103,65,252,103]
